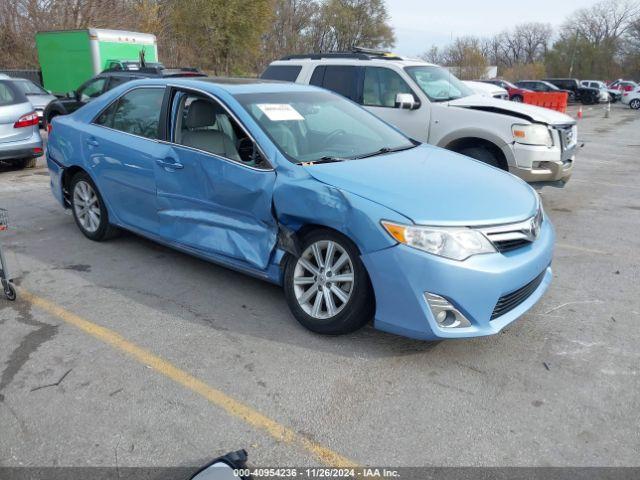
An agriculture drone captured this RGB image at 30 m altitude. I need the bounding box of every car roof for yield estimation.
[123,76,326,94]
[270,57,436,68]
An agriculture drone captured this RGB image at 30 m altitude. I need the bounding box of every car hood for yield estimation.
[26,94,56,109]
[305,145,538,226]
[448,95,575,126]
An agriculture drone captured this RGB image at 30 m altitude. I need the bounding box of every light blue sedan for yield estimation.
[46,78,554,340]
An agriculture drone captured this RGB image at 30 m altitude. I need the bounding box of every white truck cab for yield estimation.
[262,50,577,186]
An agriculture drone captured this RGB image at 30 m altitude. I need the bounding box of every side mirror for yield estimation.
[191,461,237,480]
[190,450,250,480]
[395,93,419,110]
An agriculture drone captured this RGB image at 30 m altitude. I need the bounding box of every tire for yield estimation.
[45,111,59,129]
[630,99,640,110]
[18,157,37,169]
[2,280,16,301]
[457,146,503,169]
[283,229,374,335]
[70,172,119,241]
[511,95,523,103]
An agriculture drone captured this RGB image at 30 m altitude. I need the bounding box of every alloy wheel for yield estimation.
[73,180,101,233]
[293,240,354,319]
[630,99,640,110]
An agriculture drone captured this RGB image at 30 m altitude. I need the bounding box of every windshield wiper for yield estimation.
[298,156,348,165]
[354,144,417,159]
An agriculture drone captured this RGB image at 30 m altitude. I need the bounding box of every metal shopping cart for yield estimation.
[0,208,16,301]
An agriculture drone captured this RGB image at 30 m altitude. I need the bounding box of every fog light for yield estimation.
[425,293,472,329]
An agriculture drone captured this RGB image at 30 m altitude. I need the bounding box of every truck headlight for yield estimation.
[382,222,496,261]
[512,124,553,147]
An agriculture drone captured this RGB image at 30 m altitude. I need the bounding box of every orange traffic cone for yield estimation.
[577,106,583,120]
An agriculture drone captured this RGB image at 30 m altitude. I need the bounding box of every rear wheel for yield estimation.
[283,229,374,335]
[70,172,119,241]
[630,99,640,110]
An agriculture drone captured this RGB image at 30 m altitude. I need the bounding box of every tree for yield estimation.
[307,0,395,52]
[429,36,488,79]
[546,0,639,79]
[171,0,273,75]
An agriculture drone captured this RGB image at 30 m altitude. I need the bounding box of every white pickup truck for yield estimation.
[262,51,577,186]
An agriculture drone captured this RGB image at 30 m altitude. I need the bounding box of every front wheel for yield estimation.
[70,172,119,241]
[630,99,640,110]
[283,229,374,335]
[457,146,504,170]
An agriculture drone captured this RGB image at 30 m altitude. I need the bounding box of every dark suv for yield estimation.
[543,78,600,105]
[43,67,205,126]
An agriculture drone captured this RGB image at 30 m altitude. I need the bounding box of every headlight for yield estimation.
[381,222,496,261]
[512,124,553,147]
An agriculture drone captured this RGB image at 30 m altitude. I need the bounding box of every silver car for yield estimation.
[0,79,43,169]
[10,78,57,126]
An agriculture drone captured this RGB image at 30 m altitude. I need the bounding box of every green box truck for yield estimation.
[35,29,158,95]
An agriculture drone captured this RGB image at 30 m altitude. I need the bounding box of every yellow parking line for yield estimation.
[19,289,358,468]
[555,243,608,255]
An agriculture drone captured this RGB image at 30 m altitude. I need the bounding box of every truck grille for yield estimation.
[556,124,577,150]
[491,269,547,320]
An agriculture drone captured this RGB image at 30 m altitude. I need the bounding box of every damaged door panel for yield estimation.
[155,145,278,270]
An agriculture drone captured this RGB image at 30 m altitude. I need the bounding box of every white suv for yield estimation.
[262,51,578,186]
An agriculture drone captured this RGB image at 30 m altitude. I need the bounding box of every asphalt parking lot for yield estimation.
[0,103,639,468]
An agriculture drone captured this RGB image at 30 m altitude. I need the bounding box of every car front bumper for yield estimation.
[361,219,555,340]
[0,130,43,162]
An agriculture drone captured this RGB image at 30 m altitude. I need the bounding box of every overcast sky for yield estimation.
[386,0,603,57]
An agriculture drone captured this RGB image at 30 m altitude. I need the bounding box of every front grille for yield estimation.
[492,238,531,253]
[491,270,546,320]
[480,206,543,254]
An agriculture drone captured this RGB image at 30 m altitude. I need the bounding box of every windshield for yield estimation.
[14,79,48,95]
[234,91,415,163]
[404,66,474,102]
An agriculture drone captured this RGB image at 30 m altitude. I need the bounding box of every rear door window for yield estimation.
[309,66,361,102]
[95,87,165,140]
[261,65,302,82]
[0,81,26,106]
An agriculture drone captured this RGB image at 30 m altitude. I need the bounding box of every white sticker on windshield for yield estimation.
[256,103,304,121]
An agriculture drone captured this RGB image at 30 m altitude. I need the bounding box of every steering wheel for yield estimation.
[324,129,347,144]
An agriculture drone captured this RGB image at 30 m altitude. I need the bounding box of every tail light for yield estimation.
[14,111,39,128]
[47,122,53,134]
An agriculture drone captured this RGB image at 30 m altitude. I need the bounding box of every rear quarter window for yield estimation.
[261,65,302,82]
[0,81,27,106]
[309,65,360,102]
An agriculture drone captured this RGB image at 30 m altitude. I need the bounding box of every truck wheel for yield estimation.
[283,229,374,335]
[457,146,504,170]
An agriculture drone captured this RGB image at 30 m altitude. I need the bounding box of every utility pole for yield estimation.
[569,31,580,77]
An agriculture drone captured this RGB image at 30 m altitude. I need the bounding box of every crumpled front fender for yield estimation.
[272,168,410,255]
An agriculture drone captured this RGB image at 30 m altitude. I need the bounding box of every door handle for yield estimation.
[86,137,99,147]
[156,158,184,170]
